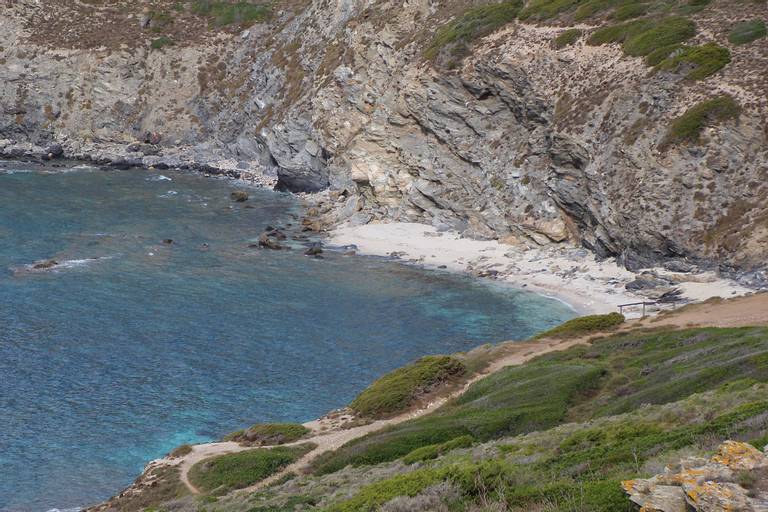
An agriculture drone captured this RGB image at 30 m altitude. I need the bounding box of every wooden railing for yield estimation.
[617,301,658,318]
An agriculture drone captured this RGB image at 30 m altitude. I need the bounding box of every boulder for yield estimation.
[626,275,669,290]
[623,441,768,512]
[664,260,696,273]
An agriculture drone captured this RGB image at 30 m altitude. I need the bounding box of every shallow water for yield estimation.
[0,163,574,511]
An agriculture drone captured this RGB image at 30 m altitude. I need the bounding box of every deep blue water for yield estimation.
[0,163,574,511]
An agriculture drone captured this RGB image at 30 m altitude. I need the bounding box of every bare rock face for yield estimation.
[623,441,768,511]
[1,0,767,276]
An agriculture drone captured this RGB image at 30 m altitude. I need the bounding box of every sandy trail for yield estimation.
[168,293,768,496]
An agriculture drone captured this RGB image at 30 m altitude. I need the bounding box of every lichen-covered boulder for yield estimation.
[623,441,768,512]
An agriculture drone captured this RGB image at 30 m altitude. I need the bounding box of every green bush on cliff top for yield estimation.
[425,1,523,62]
[588,16,696,56]
[663,94,740,148]
[350,355,466,418]
[533,312,625,339]
[553,28,583,48]
[728,19,767,45]
[654,43,731,80]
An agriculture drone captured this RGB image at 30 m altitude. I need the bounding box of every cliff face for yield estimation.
[2,0,767,275]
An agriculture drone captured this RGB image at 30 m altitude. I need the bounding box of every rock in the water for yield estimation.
[32,259,58,270]
[258,232,282,250]
[304,243,323,256]
[162,239,174,245]
[231,190,249,202]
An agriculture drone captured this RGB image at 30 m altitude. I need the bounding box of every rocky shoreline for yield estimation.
[5,154,765,314]
[0,140,277,187]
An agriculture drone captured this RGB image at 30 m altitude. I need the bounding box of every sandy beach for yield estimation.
[330,222,753,317]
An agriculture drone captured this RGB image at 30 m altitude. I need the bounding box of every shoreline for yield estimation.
[329,222,754,317]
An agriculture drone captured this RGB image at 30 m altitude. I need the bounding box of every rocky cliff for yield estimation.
[2,0,767,277]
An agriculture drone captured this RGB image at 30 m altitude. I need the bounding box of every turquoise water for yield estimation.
[0,163,574,511]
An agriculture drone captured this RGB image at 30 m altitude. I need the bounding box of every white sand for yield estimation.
[330,222,752,317]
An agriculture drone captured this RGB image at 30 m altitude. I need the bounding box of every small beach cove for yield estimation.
[0,162,575,511]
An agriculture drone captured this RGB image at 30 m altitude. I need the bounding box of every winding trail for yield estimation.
[165,293,768,495]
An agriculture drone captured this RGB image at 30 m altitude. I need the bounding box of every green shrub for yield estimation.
[190,1,270,27]
[623,16,696,56]
[150,36,175,50]
[325,467,447,512]
[613,3,647,20]
[169,444,193,457]
[575,0,612,21]
[188,444,314,494]
[588,18,654,45]
[654,43,730,80]
[645,43,683,66]
[350,356,466,418]
[728,19,767,45]
[403,435,474,464]
[588,16,696,57]
[662,95,740,147]
[553,28,583,48]
[519,0,581,20]
[425,1,523,62]
[534,312,625,339]
[223,423,310,446]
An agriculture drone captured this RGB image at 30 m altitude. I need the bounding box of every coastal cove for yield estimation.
[0,163,575,512]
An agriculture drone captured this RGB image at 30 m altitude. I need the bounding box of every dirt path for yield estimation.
[170,293,768,495]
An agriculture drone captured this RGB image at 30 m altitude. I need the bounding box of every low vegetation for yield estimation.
[312,326,768,477]
[189,1,270,27]
[728,19,767,45]
[188,443,315,494]
[533,311,624,339]
[223,423,310,446]
[317,325,768,511]
[553,28,583,48]
[662,94,740,147]
[402,435,474,464]
[654,42,731,80]
[326,390,768,511]
[169,444,193,457]
[150,36,175,50]
[589,16,697,57]
[350,356,466,418]
[425,0,523,63]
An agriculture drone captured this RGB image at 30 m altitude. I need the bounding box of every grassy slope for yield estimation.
[312,326,768,476]
[282,326,768,509]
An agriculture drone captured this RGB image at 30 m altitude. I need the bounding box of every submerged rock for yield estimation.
[32,259,58,270]
[304,243,323,256]
[231,190,249,202]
